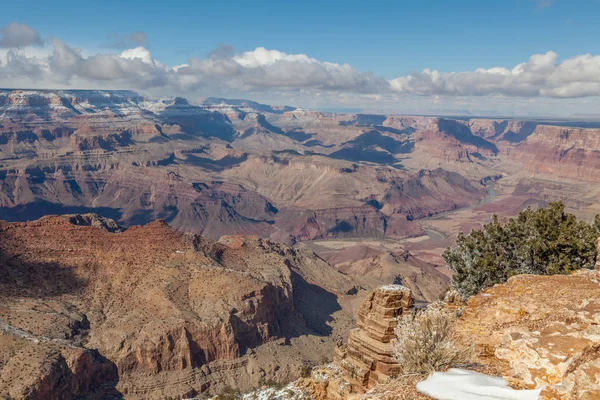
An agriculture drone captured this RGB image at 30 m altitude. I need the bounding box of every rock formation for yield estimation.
[6,89,600,399]
[0,88,509,244]
[336,286,413,389]
[509,124,600,182]
[457,271,600,399]
[0,214,356,399]
[295,253,600,399]
[297,285,413,399]
[6,89,600,257]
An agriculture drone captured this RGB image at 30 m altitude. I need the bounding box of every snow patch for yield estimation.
[416,369,542,400]
[238,383,311,400]
[379,284,410,292]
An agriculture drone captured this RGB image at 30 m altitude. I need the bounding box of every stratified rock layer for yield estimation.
[296,286,413,399]
[337,286,412,389]
[0,89,496,243]
[510,125,600,182]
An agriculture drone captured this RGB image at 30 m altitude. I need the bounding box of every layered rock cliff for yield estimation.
[0,89,496,243]
[337,286,413,388]
[510,125,600,182]
[0,214,355,399]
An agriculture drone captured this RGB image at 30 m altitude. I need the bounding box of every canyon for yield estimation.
[3,89,600,398]
[3,90,600,246]
[0,214,357,399]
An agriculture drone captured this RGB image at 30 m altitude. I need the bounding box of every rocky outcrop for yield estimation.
[66,212,125,232]
[457,271,600,399]
[336,286,413,389]
[0,343,119,400]
[296,285,413,399]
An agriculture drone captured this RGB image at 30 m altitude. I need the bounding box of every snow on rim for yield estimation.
[416,368,542,400]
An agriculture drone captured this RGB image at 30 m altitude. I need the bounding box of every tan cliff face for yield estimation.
[0,215,355,399]
[510,125,600,182]
[339,286,413,388]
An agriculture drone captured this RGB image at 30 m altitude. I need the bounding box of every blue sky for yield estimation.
[1,0,600,116]
[2,0,597,77]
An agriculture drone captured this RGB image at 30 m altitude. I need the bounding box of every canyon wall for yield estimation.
[0,214,355,399]
[511,125,600,182]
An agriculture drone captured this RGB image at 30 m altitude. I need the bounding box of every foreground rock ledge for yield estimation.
[457,271,600,399]
[298,271,600,399]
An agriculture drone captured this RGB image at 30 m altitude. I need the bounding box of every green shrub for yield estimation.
[443,202,600,298]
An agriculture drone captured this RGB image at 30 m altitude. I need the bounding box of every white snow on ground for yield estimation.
[240,385,311,400]
[379,284,410,292]
[416,368,542,400]
[201,383,311,400]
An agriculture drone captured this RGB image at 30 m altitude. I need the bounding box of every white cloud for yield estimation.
[1,21,600,111]
[0,35,387,95]
[0,22,42,48]
[0,50,45,80]
[120,47,157,66]
[182,46,388,93]
[389,51,600,98]
[48,38,82,77]
[232,47,317,67]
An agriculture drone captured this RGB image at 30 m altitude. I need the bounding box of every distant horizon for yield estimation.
[4,87,600,121]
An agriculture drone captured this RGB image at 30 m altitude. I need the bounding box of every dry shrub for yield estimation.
[393,303,473,374]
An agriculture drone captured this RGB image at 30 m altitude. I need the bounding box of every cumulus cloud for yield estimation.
[0,22,42,48]
[0,50,44,80]
[230,47,389,92]
[46,39,168,89]
[2,23,600,104]
[0,33,388,95]
[389,51,600,98]
[179,46,389,93]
